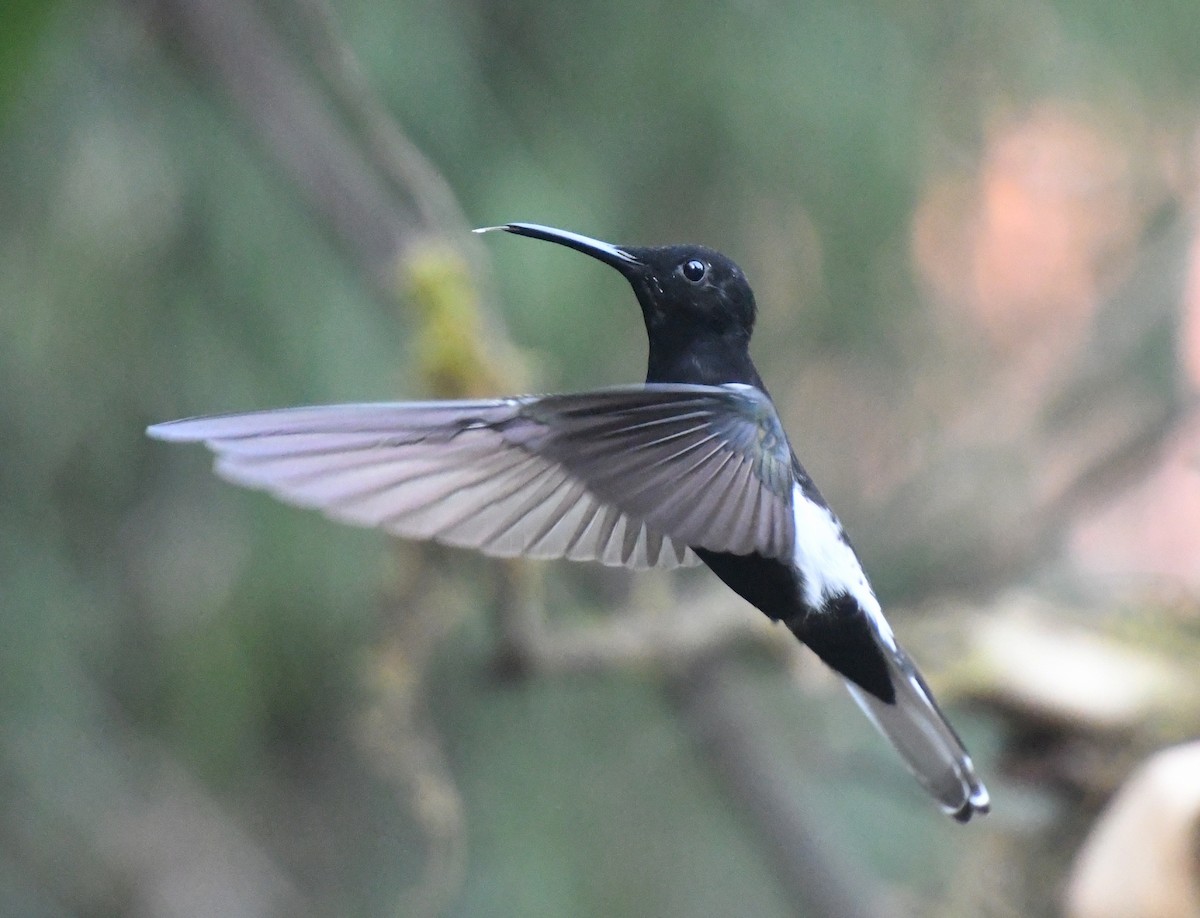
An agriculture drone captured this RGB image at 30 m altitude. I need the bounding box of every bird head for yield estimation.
[476,223,758,359]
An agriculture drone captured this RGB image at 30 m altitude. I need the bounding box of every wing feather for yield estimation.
[147,384,796,568]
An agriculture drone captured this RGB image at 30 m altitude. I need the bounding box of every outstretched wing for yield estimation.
[147,383,796,570]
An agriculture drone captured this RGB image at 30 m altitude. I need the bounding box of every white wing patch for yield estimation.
[789,485,886,632]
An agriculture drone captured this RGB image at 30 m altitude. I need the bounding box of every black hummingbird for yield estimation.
[148,223,990,821]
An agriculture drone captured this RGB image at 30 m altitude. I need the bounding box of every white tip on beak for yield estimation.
[473,222,642,268]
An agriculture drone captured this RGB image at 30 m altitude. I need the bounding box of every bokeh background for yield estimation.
[4,1,1200,916]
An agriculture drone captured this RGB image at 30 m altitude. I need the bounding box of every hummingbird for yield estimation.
[148,222,990,822]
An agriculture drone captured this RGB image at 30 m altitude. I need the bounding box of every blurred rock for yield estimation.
[971,599,1192,733]
[1065,742,1200,918]
[944,595,1200,798]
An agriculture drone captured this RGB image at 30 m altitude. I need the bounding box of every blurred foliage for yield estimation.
[3,0,1200,915]
[0,0,58,121]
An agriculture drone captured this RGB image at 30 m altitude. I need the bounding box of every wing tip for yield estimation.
[146,420,202,442]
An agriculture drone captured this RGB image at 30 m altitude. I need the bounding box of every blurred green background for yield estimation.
[4,1,1200,916]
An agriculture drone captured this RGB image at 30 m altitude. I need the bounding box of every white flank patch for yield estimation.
[790,485,893,643]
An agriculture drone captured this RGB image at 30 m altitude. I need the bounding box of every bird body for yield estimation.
[149,223,989,821]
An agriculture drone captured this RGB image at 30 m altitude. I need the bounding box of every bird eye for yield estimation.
[681,259,707,283]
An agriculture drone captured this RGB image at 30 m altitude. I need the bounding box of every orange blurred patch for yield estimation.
[914,102,1140,359]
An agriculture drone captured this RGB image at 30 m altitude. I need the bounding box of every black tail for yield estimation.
[842,640,989,822]
[797,594,989,821]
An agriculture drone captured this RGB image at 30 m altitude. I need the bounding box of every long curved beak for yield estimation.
[474,223,643,273]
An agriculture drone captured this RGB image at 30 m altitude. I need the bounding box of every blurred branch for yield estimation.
[135,0,418,288]
[497,581,905,918]
[360,561,471,918]
[9,679,309,917]
[290,0,476,236]
[670,656,901,918]
[869,206,1194,600]
[492,581,784,677]
[1034,209,1195,522]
